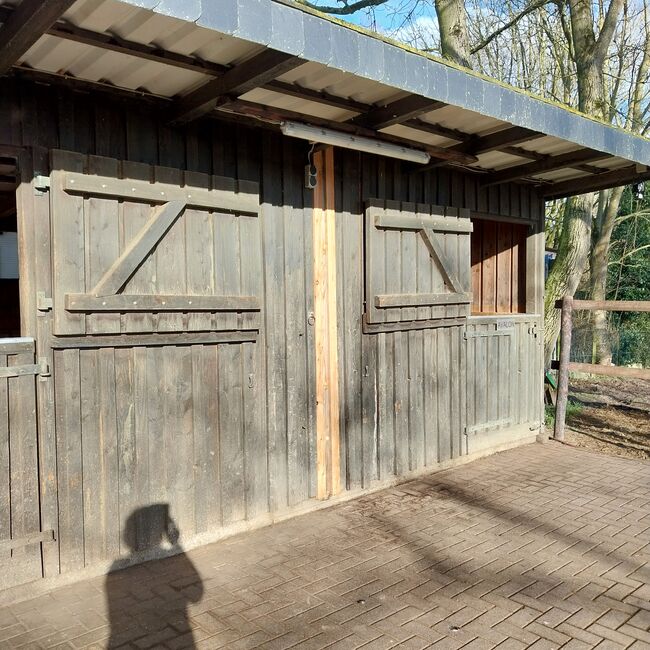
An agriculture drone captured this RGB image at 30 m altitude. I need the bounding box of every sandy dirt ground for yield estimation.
[558,377,650,460]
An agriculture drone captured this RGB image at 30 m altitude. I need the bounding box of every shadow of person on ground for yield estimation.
[105,504,204,649]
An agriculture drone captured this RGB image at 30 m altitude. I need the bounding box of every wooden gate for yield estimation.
[465,315,543,446]
[0,338,51,589]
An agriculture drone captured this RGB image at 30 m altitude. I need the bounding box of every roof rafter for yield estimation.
[170,49,303,124]
[459,126,545,155]
[482,148,611,187]
[542,165,650,199]
[350,95,447,130]
[0,0,77,76]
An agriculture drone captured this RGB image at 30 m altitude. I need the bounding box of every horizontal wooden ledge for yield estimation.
[0,337,35,353]
[465,418,513,435]
[51,330,259,349]
[374,213,473,233]
[375,292,472,308]
[65,294,261,312]
[62,172,260,215]
[551,360,650,380]
[0,364,40,378]
[0,530,55,553]
[570,299,650,313]
[363,315,467,334]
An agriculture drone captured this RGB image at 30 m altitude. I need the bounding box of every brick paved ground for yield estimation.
[2,441,650,649]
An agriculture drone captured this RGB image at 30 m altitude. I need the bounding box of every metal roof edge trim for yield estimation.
[116,0,650,166]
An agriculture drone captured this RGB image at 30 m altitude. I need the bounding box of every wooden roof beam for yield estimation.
[350,95,447,130]
[459,126,545,155]
[217,99,479,166]
[170,49,303,124]
[482,148,612,187]
[0,0,76,76]
[542,165,650,199]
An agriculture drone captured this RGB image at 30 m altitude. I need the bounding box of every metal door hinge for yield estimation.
[38,358,51,378]
[37,291,53,312]
[34,174,50,194]
[528,324,538,337]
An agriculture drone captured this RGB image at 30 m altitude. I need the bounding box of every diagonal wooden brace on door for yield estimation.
[419,227,463,295]
[91,200,186,296]
[364,199,472,327]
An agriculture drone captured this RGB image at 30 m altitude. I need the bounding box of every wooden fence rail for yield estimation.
[553,297,650,441]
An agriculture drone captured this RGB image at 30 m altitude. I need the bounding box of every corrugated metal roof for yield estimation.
[1,0,649,194]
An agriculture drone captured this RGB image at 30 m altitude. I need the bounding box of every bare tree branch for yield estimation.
[594,0,626,61]
[296,0,388,15]
[470,0,552,54]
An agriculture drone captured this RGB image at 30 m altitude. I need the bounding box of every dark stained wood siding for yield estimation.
[334,150,544,490]
[0,77,544,579]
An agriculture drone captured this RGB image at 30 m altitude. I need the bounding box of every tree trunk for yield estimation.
[542,0,623,367]
[589,186,624,364]
[543,193,594,367]
[435,0,471,67]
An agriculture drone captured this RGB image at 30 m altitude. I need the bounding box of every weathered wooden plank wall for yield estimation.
[0,78,543,579]
[0,339,42,588]
[334,150,544,491]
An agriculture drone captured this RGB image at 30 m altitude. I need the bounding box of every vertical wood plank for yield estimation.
[218,343,246,524]
[55,349,84,572]
[86,156,121,334]
[121,161,155,333]
[7,352,41,580]
[496,222,512,313]
[284,140,310,505]
[313,146,340,499]
[154,166,186,331]
[184,170,214,332]
[262,132,288,510]
[51,151,86,335]
[192,345,221,532]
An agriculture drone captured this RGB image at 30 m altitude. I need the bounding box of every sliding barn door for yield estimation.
[47,150,266,573]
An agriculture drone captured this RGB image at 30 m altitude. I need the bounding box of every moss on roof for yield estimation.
[277,0,648,144]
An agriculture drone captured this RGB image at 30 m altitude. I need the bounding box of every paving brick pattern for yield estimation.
[2,442,650,649]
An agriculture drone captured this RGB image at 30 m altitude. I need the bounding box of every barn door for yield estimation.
[364,199,473,330]
[0,338,51,588]
[49,151,262,337]
[43,150,265,573]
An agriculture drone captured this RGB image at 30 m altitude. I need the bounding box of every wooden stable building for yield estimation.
[1,0,650,596]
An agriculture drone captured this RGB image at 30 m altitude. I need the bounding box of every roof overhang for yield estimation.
[2,0,650,199]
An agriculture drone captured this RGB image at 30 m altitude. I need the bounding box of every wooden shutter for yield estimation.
[364,199,472,329]
[50,151,262,337]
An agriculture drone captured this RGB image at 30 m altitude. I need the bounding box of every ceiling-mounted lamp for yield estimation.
[280,121,431,165]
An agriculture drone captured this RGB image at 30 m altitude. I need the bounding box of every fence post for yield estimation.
[554,296,573,441]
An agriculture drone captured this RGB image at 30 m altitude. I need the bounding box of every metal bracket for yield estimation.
[34,174,50,194]
[37,291,53,312]
[38,358,51,378]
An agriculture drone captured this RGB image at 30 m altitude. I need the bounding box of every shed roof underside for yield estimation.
[1,0,650,199]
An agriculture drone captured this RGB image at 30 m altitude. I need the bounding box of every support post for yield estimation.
[313,146,340,499]
[554,297,573,441]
